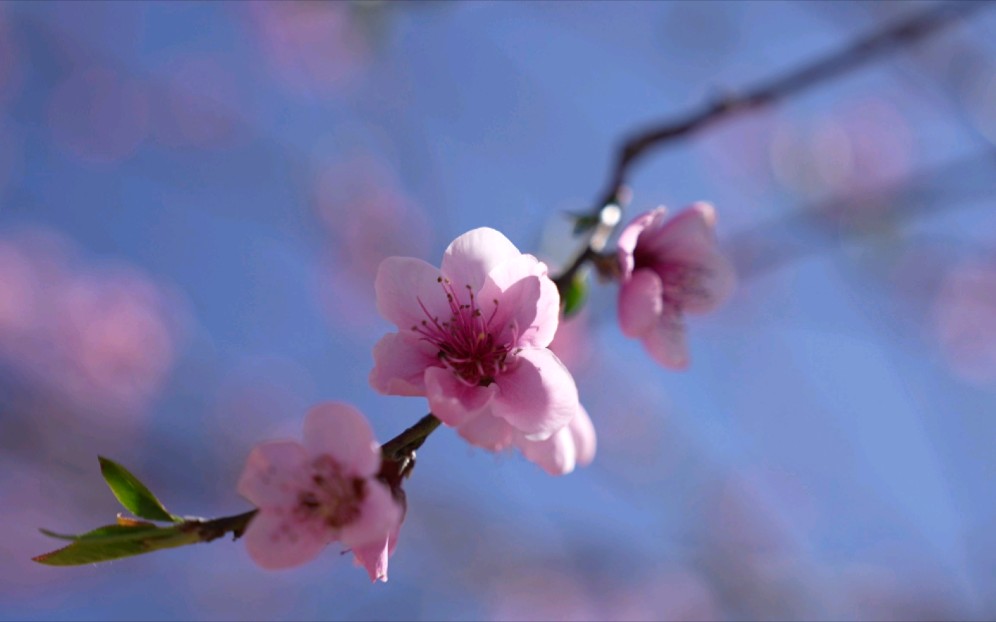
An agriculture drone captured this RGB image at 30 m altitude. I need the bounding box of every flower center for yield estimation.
[412,277,515,386]
[295,455,365,529]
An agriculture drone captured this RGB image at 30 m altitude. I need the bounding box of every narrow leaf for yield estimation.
[98,456,179,523]
[39,523,164,542]
[33,524,200,566]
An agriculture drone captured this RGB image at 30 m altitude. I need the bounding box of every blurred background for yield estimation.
[1,1,995,620]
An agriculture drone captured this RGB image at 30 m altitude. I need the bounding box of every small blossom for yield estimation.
[617,203,735,369]
[370,227,580,449]
[237,402,401,578]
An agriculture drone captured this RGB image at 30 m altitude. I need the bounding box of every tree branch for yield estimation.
[553,0,993,294]
[726,148,996,280]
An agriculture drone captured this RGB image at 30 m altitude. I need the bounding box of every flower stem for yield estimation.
[380,413,442,462]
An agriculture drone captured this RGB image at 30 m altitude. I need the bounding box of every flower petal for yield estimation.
[237,441,308,509]
[243,510,327,570]
[374,256,448,331]
[618,269,664,338]
[338,480,400,550]
[679,250,736,315]
[641,202,717,258]
[351,535,391,583]
[425,366,498,427]
[441,227,522,292]
[518,426,577,476]
[369,332,436,396]
[569,405,597,467]
[302,402,380,477]
[617,207,666,279]
[492,348,578,440]
[479,254,560,349]
[456,407,515,451]
[643,307,690,370]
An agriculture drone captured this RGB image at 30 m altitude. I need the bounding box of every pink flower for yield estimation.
[370,227,579,450]
[237,402,402,579]
[617,203,735,369]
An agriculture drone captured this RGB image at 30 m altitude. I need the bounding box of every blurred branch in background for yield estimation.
[555,0,993,291]
[726,148,996,280]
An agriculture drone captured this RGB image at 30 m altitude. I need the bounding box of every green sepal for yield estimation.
[33,523,199,566]
[562,274,588,318]
[571,213,600,236]
[98,456,180,523]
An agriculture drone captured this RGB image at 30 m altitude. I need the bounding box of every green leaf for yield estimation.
[33,523,200,566]
[39,523,163,542]
[98,457,179,523]
[562,274,588,318]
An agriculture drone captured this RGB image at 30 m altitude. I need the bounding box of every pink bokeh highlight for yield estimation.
[0,227,188,416]
[0,7,23,109]
[933,257,996,386]
[47,67,150,165]
[243,1,370,99]
[769,97,915,208]
[150,53,245,150]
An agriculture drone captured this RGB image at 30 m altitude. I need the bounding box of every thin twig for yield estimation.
[186,509,259,543]
[553,0,992,294]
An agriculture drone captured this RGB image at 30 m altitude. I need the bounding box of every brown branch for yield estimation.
[553,0,992,294]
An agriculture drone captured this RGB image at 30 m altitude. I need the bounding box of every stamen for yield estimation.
[410,280,514,386]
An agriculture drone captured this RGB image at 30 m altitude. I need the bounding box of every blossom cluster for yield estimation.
[237,205,732,581]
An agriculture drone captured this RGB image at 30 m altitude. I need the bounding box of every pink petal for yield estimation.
[243,510,327,570]
[479,255,560,349]
[338,480,401,550]
[679,250,736,315]
[351,535,391,583]
[456,407,515,451]
[492,348,578,440]
[369,332,436,396]
[374,256,448,331]
[518,426,577,476]
[440,227,521,292]
[237,441,308,508]
[643,308,689,370]
[425,366,498,427]
[618,269,664,338]
[302,402,380,477]
[641,202,716,258]
[569,405,597,467]
[617,208,666,280]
